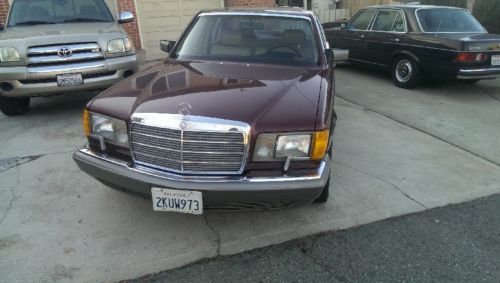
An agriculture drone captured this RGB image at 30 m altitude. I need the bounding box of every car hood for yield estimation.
[90,60,324,133]
[0,22,122,39]
[0,22,124,55]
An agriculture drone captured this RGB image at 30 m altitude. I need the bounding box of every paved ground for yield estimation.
[130,193,500,283]
[1,64,500,282]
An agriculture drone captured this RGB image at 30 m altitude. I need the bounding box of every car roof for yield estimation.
[200,7,315,18]
[364,4,466,11]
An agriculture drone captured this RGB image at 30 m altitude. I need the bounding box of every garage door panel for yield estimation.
[137,0,222,60]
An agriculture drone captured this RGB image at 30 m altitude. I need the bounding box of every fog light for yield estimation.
[0,82,13,93]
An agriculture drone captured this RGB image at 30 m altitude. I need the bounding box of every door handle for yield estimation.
[360,34,365,39]
[391,38,400,42]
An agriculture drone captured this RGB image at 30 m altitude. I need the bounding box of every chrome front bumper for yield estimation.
[457,67,500,80]
[0,55,139,97]
[73,147,331,207]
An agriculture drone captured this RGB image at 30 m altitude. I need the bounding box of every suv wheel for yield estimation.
[0,96,30,116]
[392,56,420,89]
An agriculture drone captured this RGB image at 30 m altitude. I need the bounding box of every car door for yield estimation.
[333,9,377,61]
[365,9,408,66]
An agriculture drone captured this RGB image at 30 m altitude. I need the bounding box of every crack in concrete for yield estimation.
[336,95,500,168]
[0,155,42,173]
[203,215,221,256]
[334,160,429,210]
[0,150,74,173]
[476,85,500,103]
[0,167,21,225]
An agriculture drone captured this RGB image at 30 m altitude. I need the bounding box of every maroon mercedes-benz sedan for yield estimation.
[73,8,337,214]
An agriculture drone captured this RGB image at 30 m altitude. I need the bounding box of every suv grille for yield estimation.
[27,42,104,66]
[130,123,247,174]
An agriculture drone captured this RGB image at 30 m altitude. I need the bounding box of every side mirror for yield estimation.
[160,40,176,53]
[325,48,334,64]
[118,11,134,24]
[340,23,347,30]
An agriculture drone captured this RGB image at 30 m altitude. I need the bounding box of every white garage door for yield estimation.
[136,0,222,61]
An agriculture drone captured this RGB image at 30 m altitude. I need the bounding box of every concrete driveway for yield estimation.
[1,66,500,282]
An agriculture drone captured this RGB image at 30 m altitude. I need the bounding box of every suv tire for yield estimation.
[392,56,420,89]
[0,96,30,116]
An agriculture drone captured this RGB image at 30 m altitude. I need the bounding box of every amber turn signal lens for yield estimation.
[311,129,330,161]
[83,109,90,137]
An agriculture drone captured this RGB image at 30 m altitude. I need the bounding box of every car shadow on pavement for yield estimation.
[336,62,500,102]
[26,91,99,116]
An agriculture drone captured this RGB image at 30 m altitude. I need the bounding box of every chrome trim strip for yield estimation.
[27,52,104,65]
[27,61,106,74]
[78,147,326,183]
[28,43,101,55]
[130,113,251,175]
[134,151,241,165]
[132,141,244,155]
[132,132,244,144]
[458,67,500,73]
[457,68,500,79]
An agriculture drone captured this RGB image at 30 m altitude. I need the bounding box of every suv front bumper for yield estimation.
[73,147,331,209]
[0,55,139,97]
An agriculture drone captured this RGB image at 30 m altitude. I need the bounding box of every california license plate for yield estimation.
[151,187,203,214]
[492,55,500,66]
[57,73,83,87]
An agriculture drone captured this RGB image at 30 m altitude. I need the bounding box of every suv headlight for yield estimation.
[107,38,134,55]
[0,47,20,62]
[83,109,129,148]
[253,130,329,162]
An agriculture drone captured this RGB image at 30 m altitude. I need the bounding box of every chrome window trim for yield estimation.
[129,113,251,176]
[414,7,487,34]
[347,9,377,31]
[368,8,408,34]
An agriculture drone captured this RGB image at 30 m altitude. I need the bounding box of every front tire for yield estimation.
[392,56,420,89]
[0,96,30,116]
[314,177,330,203]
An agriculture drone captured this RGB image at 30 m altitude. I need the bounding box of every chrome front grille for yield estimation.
[27,42,104,66]
[130,114,250,175]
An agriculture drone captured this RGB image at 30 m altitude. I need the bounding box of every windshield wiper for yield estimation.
[63,18,110,23]
[14,21,57,26]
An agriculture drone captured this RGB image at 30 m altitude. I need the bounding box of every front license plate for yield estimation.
[492,55,500,66]
[57,73,83,87]
[151,187,203,215]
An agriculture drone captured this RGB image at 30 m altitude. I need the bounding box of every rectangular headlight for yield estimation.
[253,130,330,162]
[107,38,133,55]
[275,135,311,158]
[0,47,20,62]
[84,110,129,148]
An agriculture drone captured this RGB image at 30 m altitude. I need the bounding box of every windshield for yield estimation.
[174,14,320,66]
[416,8,485,33]
[8,0,114,27]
